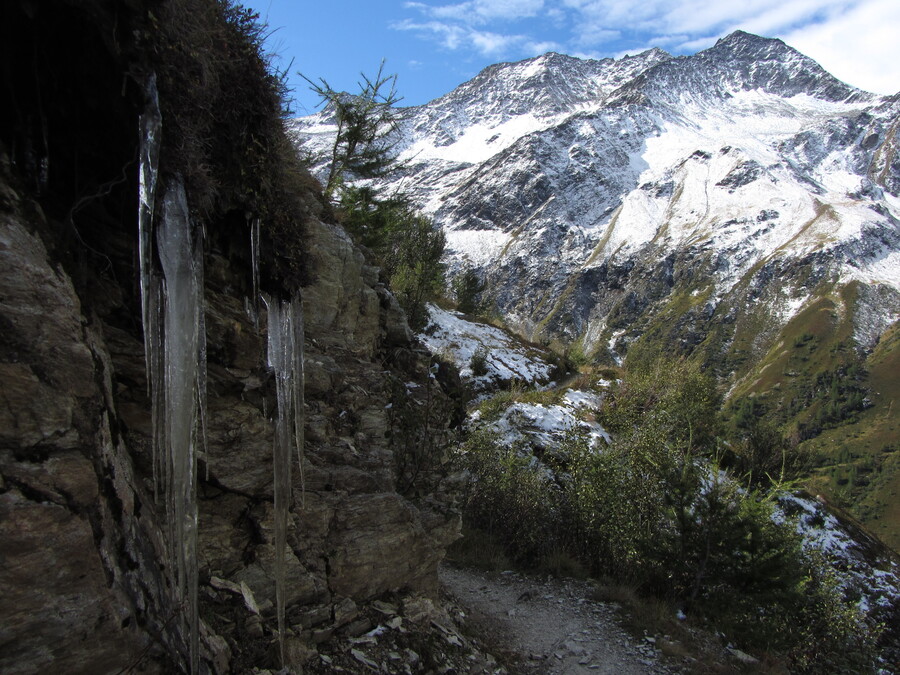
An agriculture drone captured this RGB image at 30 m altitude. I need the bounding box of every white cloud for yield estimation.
[525,40,564,55]
[396,0,899,93]
[393,17,535,56]
[417,0,545,24]
[470,29,524,54]
[778,0,900,93]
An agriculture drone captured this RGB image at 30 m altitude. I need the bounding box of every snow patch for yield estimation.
[419,304,554,393]
[485,399,610,452]
[776,493,900,616]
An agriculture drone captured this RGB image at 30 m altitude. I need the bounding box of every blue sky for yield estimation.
[240,0,900,115]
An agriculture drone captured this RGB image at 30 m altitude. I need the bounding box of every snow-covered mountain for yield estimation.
[293,31,899,357]
[292,30,900,549]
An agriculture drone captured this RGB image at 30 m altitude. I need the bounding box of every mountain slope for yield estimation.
[292,31,900,547]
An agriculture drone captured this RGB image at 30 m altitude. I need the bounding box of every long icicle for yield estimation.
[148,274,165,505]
[138,73,162,498]
[139,73,161,375]
[250,216,261,329]
[264,294,289,667]
[158,178,201,675]
[291,295,305,506]
[263,291,305,667]
[196,224,209,483]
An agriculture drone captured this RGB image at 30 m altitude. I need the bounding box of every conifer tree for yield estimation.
[303,61,401,199]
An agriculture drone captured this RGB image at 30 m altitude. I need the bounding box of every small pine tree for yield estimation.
[302,61,402,199]
[452,269,486,315]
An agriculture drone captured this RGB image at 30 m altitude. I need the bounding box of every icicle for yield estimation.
[263,292,305,666]
[195,225,209,483]
[250,216,261,328]
[158,178,202,675]
[139,73,162,387]
[264,295,290,666]
[148,274,165,504]
[139,73,163,496]
[291,295,305,505]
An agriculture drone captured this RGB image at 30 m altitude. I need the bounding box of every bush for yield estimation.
[388,364,458,497]
[383,213,445,331]
[456,430,564,566]
[598,350,719,451]
[469,347,489,376]
[452,269,486,316]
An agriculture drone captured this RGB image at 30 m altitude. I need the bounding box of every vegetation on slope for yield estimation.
[577,254,899,552]
[454,352,886,671]
[149,0,319,292]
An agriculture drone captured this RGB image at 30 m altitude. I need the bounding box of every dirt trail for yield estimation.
[440,565,675,674]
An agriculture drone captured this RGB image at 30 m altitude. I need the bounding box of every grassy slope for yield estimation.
[802,323,900,549]
[592,269,900,552]
[723,282,899,550]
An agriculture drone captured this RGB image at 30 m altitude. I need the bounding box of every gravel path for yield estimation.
[440,565,675,675]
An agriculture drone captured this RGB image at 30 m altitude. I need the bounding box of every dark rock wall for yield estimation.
[0,2,460,672]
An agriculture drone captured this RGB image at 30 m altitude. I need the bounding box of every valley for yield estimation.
[293,31,900,552]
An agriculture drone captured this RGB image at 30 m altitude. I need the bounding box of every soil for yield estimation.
[440,565,678,675]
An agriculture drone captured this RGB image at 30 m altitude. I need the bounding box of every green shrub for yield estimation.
[456,430,564,566]
[469,347,489,377]
[447,525,511,571]
[388,366,458,497]
[452,269,486,316]
[384,213,446,331]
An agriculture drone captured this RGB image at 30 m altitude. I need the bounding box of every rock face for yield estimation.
[0,4,460,670]
[0,165,167,672]
[0,157,459,672]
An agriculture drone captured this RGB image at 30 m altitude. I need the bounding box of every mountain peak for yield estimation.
[601,29,869,105]
[714,29,786,50]
[624,46,671,60]
[418,47,672,119]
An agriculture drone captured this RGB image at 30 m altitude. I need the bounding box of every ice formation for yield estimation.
[263,293,305,664]
[138,73,163,496]
[250,216,261,327]
[158,178,204,674]
[139,86,203,671]
[140,76,305,672]
[138,73,161,384]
